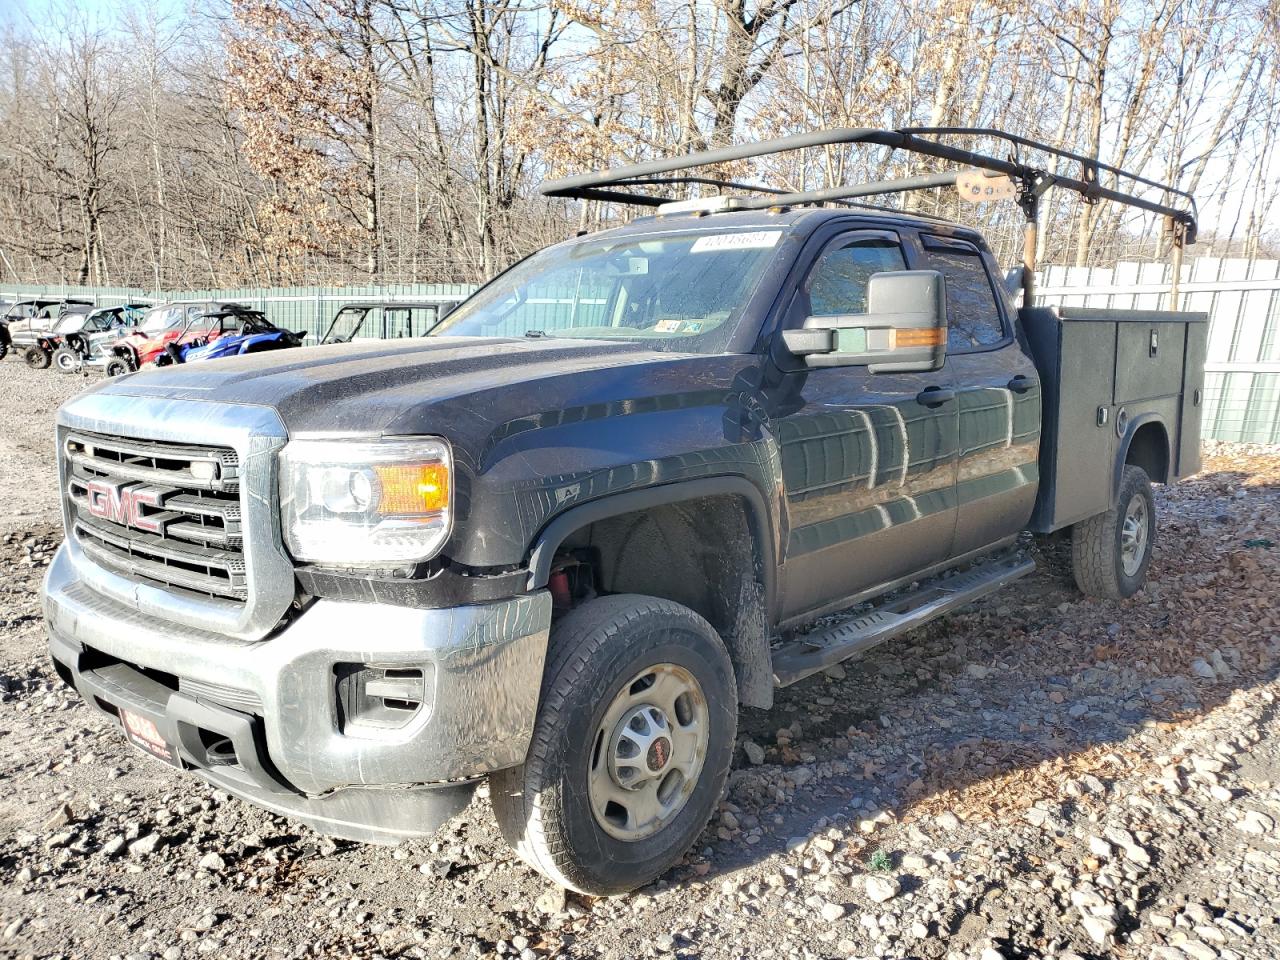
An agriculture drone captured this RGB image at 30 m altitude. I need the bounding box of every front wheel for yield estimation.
[52,346,79,373]
[24,346,51,369]
[104,358,131,377]
[1071,465,1155,599]
[491,595,737,896]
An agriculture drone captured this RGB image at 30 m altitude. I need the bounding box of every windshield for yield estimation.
[431,227,786,352]
[324,306,371,343]
[141,305,182,334]
[140,304,210,334]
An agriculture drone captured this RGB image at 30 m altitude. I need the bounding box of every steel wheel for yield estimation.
[588,662,710,842]
[1120,493,1149,577]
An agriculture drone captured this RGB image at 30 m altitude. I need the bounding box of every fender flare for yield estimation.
[1113,412,1170,501]
[527,475,776,599]
[525,475,780,708]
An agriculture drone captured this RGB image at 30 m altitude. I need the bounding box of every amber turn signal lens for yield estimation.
[891,328,945,348]
[372,462,450,516]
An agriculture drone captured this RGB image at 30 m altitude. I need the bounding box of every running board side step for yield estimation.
[771,553,1035,687]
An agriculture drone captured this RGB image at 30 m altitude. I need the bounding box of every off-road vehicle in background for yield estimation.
[319,299,462,344]
[48,303,151,373]
[59,304,160,375]
[103,300,249,375]
[2,298,94,366]
[152,308,306,366]
[44,128,1205,896]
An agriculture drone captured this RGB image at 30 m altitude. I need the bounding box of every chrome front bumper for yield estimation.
[45,540,551,839]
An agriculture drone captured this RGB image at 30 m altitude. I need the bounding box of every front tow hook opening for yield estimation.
[200,733,239,767]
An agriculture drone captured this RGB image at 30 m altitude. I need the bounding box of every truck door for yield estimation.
[774,230,960,620]
[916,235,1041,557]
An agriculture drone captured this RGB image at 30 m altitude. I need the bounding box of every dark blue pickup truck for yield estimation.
[42,128,1206,894]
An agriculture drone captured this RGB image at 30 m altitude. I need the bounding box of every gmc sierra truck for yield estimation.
[43,128,1206,895]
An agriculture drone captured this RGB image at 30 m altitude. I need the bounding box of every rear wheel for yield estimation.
[1071,465,1155,599]
[24,346,51,369]
[52,346,78,373]
[491,595,736,895]
[104,358,130,377]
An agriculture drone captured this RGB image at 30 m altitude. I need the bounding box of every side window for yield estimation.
[386,308,411,337]
[804,237,907,317]
[921,235,1007,351]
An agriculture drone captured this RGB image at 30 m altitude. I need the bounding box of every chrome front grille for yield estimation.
[65,431,248,602]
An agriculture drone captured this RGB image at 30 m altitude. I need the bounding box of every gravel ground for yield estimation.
[1,361,1279,960]
[0,362,95,534]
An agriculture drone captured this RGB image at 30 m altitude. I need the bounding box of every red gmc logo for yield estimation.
[85,480,162,533]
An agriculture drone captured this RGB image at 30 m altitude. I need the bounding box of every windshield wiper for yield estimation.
[524,329,550,338]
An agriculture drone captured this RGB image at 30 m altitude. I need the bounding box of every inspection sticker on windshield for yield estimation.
[690,231,782,253]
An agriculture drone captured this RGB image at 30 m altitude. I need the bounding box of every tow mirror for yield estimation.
[781,270,947,373]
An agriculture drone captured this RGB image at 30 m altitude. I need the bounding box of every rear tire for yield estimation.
[104,358,130,377]
[1071,465,1154,599]
[491,595,737,896]
[52,346,78,373]
[24,346,51,369]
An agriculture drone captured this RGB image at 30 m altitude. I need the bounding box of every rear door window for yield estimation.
[920,235,1007,351]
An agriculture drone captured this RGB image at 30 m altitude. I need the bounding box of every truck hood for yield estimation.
[86,336,700,436]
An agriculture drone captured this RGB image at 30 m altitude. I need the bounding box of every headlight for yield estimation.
[279,437,453,565]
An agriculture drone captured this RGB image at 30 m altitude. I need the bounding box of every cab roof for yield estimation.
[583,205,989,248]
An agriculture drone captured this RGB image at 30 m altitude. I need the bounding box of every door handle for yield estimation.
[916,386,956,408]
[1007,375,1039,394]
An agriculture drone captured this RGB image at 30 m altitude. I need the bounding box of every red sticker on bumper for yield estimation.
[121,709,180,767]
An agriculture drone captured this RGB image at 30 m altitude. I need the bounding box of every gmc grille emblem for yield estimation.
[85,480,163,533]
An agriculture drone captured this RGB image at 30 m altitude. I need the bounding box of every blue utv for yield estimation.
[152,307,306,368]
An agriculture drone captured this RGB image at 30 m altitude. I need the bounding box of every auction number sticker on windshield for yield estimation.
[690,231,782,253]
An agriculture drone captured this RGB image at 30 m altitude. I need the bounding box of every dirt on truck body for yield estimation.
[42,127,1208,896]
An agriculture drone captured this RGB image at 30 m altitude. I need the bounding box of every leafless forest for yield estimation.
[0,0,1276,288]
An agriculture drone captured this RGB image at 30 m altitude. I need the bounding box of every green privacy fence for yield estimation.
[1040,257,1280,444]
[0,283,479,341]
[7,260,1280,444]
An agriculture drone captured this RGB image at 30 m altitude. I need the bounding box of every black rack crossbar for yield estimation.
[540,126,1197,231]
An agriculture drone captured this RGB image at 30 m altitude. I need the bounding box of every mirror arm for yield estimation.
[780,328,835,355]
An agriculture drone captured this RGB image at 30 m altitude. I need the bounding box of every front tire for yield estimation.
[491,595,737,896]
[1071,465,1155,599]
[24,346,51,369]
[52,346,78,373]
[104,358,130,377]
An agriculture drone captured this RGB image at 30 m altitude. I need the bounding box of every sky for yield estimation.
[1,0,186,27]
[2,0,1272,241]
